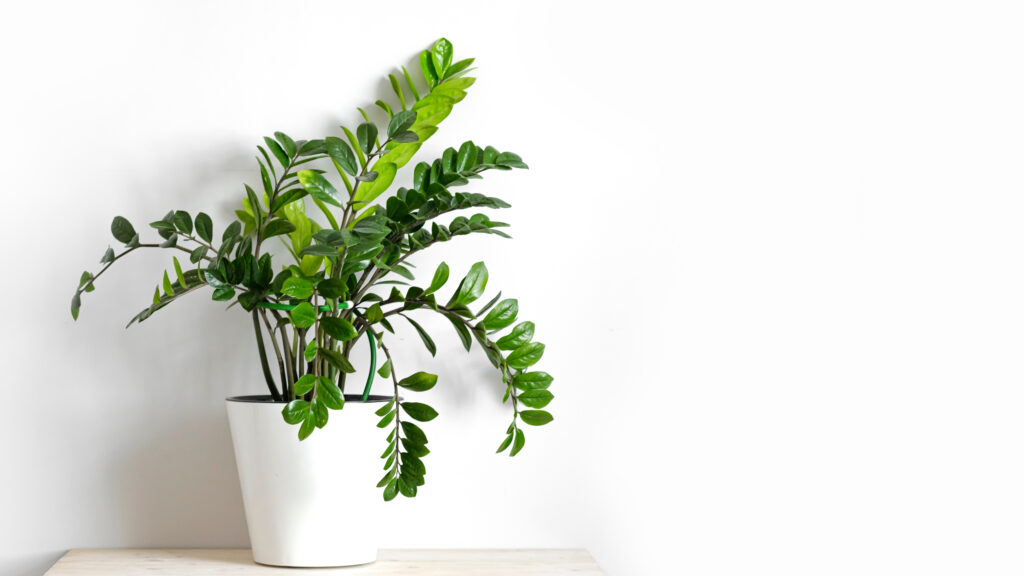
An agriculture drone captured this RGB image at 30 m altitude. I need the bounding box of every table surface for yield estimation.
[44,549,604,575]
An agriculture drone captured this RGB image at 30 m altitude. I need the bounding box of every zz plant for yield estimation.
[71,38,553,501]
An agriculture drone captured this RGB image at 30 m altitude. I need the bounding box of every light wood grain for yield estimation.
[44,549,604,575]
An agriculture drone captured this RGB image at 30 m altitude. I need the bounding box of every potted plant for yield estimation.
[71,38,554,568]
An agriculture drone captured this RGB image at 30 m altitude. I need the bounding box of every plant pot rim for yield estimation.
[227,394,393,404]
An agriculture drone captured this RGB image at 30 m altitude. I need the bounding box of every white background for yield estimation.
[2,1,1024,575]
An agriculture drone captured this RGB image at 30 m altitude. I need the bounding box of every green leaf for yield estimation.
[189,246,208,264]
[520,410,553,426]
[263,219,296,239]
[510,429,526,456]
[424,262,449,295]
[403,315,437,357]
[70,292,81,320]
[304,339,318,363]
[365,303,383,324]
[507,342,545,370]
[447,262,488,307]
[480,299,518,331]
[398,371,437,392]
[316,376,344,410]
[298,412,316,440]
[281,276,314,300]
[420,49,438,88]
[518,389,553,409]
[383,478,399,501]
[222,221,241,242]
[290,302,317,328]
[173,257,188,289]
[325,136,358,177]
[445,57,475,79]
[513,371,553,390]
[294,374,316,396]
[211,285,235,301]
[311,397,329,428]
[496,433,513,454]
[320,348,356,373]
[173,211,193,235]
[282,400,310,425]
[402,402,438,422]
[377,410,395,428]
[356,122,378,155]
[401,421,428,445]
[432,38,453,77]
[391,131,418,143]
[162,270,175,297]
[388,110,417,138]
[195,212,213,243]
[100,247,115,264]
[377,359,392,378]
[321,316,357,341]
[496,321,535,350]
[274,131,297,156]
[297,170,343,208]
[264,136,290,167]
[388,74,407,110]
[111,216,136,244]
[317,278,347,299]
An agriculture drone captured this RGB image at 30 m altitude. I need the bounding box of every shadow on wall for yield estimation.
[116,411,249,547]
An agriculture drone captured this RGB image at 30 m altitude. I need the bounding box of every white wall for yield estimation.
[3,1,1024,574]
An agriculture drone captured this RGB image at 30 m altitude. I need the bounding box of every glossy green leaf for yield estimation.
[507,342,545,370]
[298,412,316,440]
[424,262,449,295]
[321,316,357,341]
[281,276,314,299]
[388,110,417,138]
[304,339,318,363]
[510,428,526,456]
[317,278,347,299]
[290,302,317,328]
[262,219,296,239]
[264,136,290,167]
[311,397,329,428]
[496,433,513,454]
[377,359,392,378]
[480,299,518,331]
[294,374,316,396]
[282,400,310,425]
[274,131,297,156]
[195,212,213,243]
[325,136,358,177]
[173,210,193,235]
[420,49,438,88]
[383,479,398,501]
[162,270,174,297]
[520,410,553,426]
[356,122,378,155]
[402,402,438,422]
[446,313,472,351]
[320,348,356,373]
[518,389,553,409]
[297,170,343,208]
[447,261,488,307]
[514,371,553,390]
[403,315,437,357]
[173,257,188,289]
[432,38,453,77]
[316,376,344,410]
[496,321,534,350]
[398,371,437,392]
[111,216,136,244]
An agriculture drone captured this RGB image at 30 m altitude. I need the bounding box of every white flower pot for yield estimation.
[226,394,388,567]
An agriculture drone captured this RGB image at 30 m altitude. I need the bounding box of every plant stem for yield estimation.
[252,311,282,401]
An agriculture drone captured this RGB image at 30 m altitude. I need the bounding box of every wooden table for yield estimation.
[44,549,604,575]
